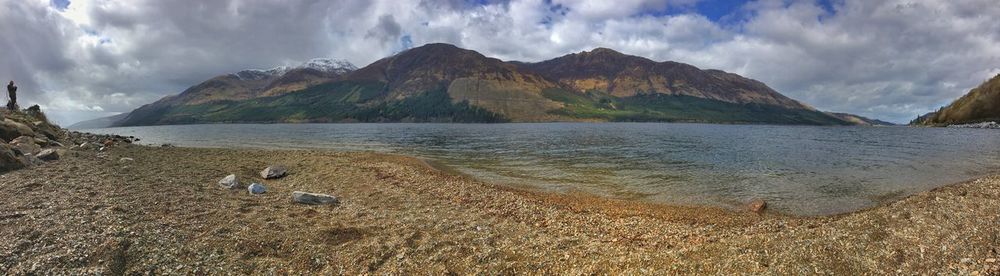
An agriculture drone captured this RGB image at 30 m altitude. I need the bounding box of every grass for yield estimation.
[540,88,850,125]
[137,81,506,124]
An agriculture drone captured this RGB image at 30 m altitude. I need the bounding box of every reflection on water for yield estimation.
[85,123,1000,216]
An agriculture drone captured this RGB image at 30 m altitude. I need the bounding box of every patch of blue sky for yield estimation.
[51,0,70,11]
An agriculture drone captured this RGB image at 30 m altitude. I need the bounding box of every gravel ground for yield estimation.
[0,144,998,274]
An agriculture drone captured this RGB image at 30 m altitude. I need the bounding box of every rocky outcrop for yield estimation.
[946,121,1000,129]
[913,74,1000,126]
[0,107,132,173]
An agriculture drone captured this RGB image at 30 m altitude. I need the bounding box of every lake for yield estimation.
[83,123,1000,216]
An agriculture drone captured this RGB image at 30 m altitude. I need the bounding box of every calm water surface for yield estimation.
[85,123,1000,216]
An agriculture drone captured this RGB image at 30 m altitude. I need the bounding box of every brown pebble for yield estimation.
[748,198,767,213]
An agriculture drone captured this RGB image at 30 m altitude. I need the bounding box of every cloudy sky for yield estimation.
[1,0,998,125]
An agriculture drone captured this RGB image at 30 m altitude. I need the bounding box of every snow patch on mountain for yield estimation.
[232,66,291,80]
[300,58,357,74]
[230,58,356,80]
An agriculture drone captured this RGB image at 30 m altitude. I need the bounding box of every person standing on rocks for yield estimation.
[6,81,17,110]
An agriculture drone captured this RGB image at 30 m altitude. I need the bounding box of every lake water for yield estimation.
[84,123,1000,216]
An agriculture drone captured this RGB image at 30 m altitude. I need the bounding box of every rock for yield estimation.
[260,165,287,179]
[292,191,339,205]
[10,136,41,155]
[0,119,35,141]
[0,144,25,172]
[119,157,134,162]
[32,136,49,147]
[748,198,767,213]
[18,154,44,167]
[79,142,98,150]
[218,174,241,189]
[248,183,266,194]
[35,149,59,161]
[103,139,114,148]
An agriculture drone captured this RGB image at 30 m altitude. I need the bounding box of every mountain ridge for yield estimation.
[102,43,868,127]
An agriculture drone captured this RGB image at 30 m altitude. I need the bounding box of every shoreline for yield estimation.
[1,144,998,273]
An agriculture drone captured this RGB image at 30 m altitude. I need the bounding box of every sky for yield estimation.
[1,0,999,125]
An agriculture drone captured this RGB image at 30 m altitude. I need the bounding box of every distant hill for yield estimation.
[828,113,896,126]
[68,113,128,129]
[912,74,1000,126]
[110,43,854,126]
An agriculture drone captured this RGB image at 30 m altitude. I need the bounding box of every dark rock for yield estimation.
[0,144,25,172]
[292,191,339,205]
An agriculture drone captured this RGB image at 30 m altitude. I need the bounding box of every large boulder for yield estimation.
[218,174,241,189]
[0,119,35,141]
[292,191,339,205]
[260,165,287,179]
[10,136,40,155]
[0,144,25,172]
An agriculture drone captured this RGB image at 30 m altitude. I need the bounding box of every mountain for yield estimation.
[519,48,810,108]
[514,47,846,124]
[828,113,896,126]
[118,59,357,126]
[111,43,853,126]
[68,113,128,129]
[912,73,1000,126]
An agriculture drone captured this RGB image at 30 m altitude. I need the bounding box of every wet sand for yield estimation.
[0,144,998,274]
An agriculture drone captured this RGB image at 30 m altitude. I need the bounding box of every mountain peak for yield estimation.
[587,47,623,55]
[396,43,482,59]
[300,58,357,74]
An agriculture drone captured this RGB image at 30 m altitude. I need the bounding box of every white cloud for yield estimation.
[2,0,999,125]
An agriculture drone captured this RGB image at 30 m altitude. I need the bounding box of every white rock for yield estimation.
[218,174,241,189]
[292,191,339,205]
[119,157,134,162]
[260,165,287,179]
[79,142,98,150]
[248,183,266,194]
[35,149,59,161]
